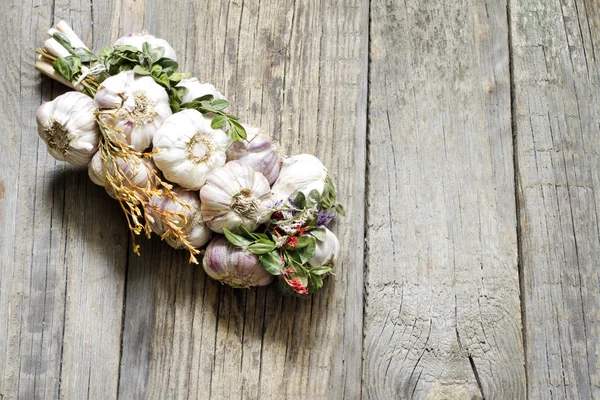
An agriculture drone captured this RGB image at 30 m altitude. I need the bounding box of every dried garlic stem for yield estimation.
[96,114,200,263]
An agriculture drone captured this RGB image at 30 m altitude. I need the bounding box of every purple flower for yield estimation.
[317,213,335,226]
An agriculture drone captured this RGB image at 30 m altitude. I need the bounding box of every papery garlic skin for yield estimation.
[308,228,340,267]
[114,33,178,61]
[271,154,327,201]
[226,125,281,185]
[88,151,154,198]
[178,78,227,104]
[148,187,212,249]
[36,91,100,166]
[95,71,172,151]
[152,109,231,190]
[200,161,273,233]
[203,235,274,288]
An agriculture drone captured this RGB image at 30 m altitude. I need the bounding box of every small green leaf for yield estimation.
[308,275,323,292]
[310,227,327,241]
[52,32,74,54]
[211,99,230,111]
[100,46,112,59]
[295,235,312,249]
[334,204,346,216]
[53,56,81,81]
[72,47,97,63]
[223,228,253,247]
[309,266,332,276]
[229,120,247,140]
[297,236,316,264]
[247,241,277,255]
[132,65,151,75]
[259,251,282,275]
[211,115,227,129]
[168,72,186,85]
[308,189,321,204]
[157,58,179,75]
[293,192,306,209]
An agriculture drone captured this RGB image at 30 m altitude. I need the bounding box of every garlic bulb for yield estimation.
[178,78,227,104]
[148,187,212,249]
[114,33,178,61]
[95,70,172,151]
[203,235,274,288]
[36,91,100,166]
[271,154,327,200]
[308,228,340,267]
[200,161,273,233]
[88,151,154,198]
[152,109,231,190]
[226,125,281,185]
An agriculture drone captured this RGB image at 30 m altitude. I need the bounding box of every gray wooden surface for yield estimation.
[0,0,597,399]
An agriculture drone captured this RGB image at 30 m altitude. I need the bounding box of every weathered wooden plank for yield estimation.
[117,0,367,398]
[364,1,526,398]
[0,1,129,398]
[509,0,600,398]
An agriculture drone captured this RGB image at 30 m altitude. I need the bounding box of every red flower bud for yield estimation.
[286,236,299,248]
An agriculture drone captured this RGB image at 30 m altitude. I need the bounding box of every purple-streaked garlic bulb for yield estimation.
[271,154,328,201]
[94,70,172,151]
[200,161,273,233]
[203,235,274,288]
[226,125,281,185]
[309,228,340,267]
[113,33,178,61]
[36,92,100,166]
[148,187,212,249]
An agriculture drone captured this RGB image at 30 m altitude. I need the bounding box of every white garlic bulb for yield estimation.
[36,91,100,166]
[88,151,154,198]
[178,78,227,104]
[308,228,340,267]
[271,154,327,201]
[148,187,212,249]
[200,161,273,233]
[203,235,274,288]
[114,33,178,61]
[95,70,172,151]
[152,109,231,190]
[226,125,281,185]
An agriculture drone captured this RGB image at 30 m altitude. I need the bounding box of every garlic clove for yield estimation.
[152,109,231,190]
[226,125,282,185]
[114,33,178,61]
[178,78,227,104]
[308,228,340,267]
[203,235,274,288]
[200,161,273,233]
[95,71,172,151]
[36,91,100,166]
[271,154,327,201]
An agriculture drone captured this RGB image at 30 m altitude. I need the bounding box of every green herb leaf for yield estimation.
[295,235,312,249]
[132,65,151,75]
[308,189,321,204]
[211,115,227,129]
[293,192,306,209]
[100,46,112,59]
[334,203,346,216]
[308,275,323,292]
[229,120,247,141]
[53,56,82,82]
[72,47,97,62]
[223,228,253,247]
[52,32,75,54]
[297,236,316,264]
[211,99,230,111]
[310,227,327,241]
[259,250,282,275]
[309,266,332,276]
[247,241,277,255]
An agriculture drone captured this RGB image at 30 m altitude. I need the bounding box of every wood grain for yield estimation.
[364,1,526,398]
[510,0,600,398]
[116,0,368,399]
[0,0,128,399]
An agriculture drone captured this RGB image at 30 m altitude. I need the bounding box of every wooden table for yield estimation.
[1,0,598,398]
